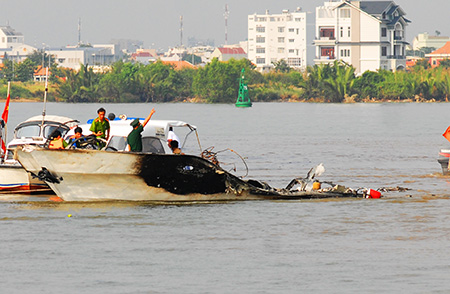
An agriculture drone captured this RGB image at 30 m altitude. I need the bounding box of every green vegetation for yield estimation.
[1,56,450,103]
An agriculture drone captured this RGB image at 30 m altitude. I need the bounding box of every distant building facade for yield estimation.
[425,41,450,68]
[248,8,307,71]
[48,44,121,71]
[314,0,410,74]
[0,26,36,63]
[412,32,450,51]
[210,47,247,61]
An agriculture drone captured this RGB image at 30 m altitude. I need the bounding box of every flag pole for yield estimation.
[40,66,49,136]
[4,81,10,145]
[1,81,11,160]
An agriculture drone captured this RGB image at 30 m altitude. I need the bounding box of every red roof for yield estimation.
[132,52,151,58]
[430,41,450,55]
[218,47,246,55]
[161,61,196,70]
[34,65,51,76]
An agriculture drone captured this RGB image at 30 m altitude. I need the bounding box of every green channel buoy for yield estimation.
[236,68,252,107]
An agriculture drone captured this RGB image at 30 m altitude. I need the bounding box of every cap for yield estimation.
[130,118,140,127]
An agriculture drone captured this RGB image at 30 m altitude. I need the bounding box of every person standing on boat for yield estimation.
[127,108,156,152]
[90,108,110,141]
[48,130,68,149]
[167,126,180,149]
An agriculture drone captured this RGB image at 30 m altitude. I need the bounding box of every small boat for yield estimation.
[438,127,450,175]
[16,116,372,202]
[235,68,252,107]
[437,149,450,175]
[0,115,78,192]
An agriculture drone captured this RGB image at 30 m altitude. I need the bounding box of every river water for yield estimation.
[1,102,450,293]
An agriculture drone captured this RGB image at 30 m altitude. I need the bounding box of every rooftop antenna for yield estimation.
[78,18,81,46]
[224,4,229,45]
[179,15,183,47]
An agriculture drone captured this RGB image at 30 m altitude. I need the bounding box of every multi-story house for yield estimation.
[0,26,36,63]
[314,0,409,74]
[248,8,307,72]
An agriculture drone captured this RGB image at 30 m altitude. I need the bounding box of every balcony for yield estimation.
[387,55,405,60]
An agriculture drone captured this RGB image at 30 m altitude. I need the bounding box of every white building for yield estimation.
[0,26,36,63]
[248,8,307,71]
[412,32,450,51]
[210,47,247,62]
[314,0,409,74]
[47,44,120,71]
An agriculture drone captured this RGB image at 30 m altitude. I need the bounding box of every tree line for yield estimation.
[1,51,450,103]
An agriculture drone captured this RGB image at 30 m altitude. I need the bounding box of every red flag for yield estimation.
[443,126,450,143]
[1,139,5,154]
[1,92,10,123]
[1,92,10,154]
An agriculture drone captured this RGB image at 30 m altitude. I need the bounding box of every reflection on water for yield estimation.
[2,102,450,292]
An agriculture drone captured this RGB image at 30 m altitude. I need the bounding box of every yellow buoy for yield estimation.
[312,182,321,190]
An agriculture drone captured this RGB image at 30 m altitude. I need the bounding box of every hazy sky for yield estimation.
[0,0,448,50]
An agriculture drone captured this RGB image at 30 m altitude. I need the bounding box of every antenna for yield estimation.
[179,15,183,47]
[224,4,229,45]
[78,18,81,45]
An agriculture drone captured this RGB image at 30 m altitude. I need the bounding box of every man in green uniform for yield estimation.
[127,108,156,152]
[90,108,110,148]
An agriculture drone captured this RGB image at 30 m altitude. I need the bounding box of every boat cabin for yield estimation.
[3,115,79,163]
[65,117,199,154]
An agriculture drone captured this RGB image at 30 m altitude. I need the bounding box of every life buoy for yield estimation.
[49,138,64,149]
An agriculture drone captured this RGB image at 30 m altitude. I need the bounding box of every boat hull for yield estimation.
[0,164,48,192]
[17,147,360,202]
[438,149,450,175]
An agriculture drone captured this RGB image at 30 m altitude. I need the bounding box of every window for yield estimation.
[278,27,285,33]
[340,9,350,18]
[288,58,302,67]
[289,28,295,32]
[348,27,351,37]
[340,49,350,57]
[256,48,265,53]
[320,28,335,39]
[108,136,128,151]
[289,39,294,43]
[278,37,285,43]
[256,58,265,64]
[256,27,265,33]
[142,137,165,154]
[278,48,285,53]
[289,49,295,53]
[321,47,335,58]
[256,37,265,43]
[340,27,343,37]
[381,47,387,56]
[381,28,387,37]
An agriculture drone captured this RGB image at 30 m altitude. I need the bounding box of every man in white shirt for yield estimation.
[167,127,180,149]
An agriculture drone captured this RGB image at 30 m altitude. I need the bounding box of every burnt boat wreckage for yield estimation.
[17,116,380,202]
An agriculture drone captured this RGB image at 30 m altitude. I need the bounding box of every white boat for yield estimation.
[0,115,78,192]
[16,116,366,201]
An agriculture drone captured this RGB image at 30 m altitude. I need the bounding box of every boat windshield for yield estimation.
[106,136,165,153]
[15,123,70,139]
[142,137,165,154]
[16,125,40,138]
[44,125,70,139]
[108,136,128,151]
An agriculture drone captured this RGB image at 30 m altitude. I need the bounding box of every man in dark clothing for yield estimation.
[127,108,156,152]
